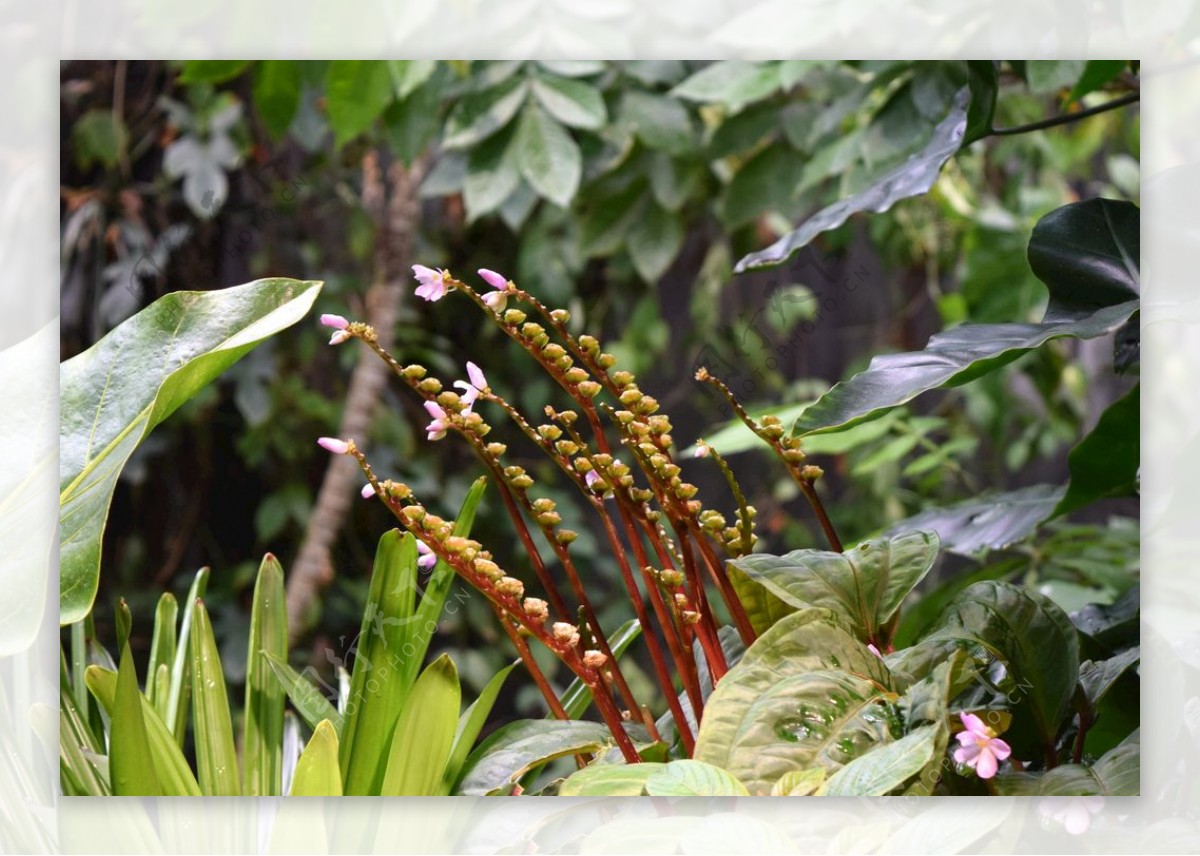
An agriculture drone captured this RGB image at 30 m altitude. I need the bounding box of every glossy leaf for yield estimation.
[290,720,342,797]
[325,61,394,147]
[515,103,581,208]
[671,61,781,110]
[1079,646,1140,709]
[339,530,420,795]
[645,760,750,796]
[444,663,516,794]
[822,724,939,796]
[729,531,939,646]
[893,558,1025,648]
[107,644,162,796]
[558,762,661,796]
[60,278,322,624]
[963,60,998,144]
[190,599,241,795]
[921,581,1080,755]
[443,77,528,149]
[693,609,897,794]
[263,651,343,734]
[1068,61,1128,102]
[458,720,616,796]
[84,665,202,797]
[735,87,968,272]
[1053,384,1139,516]
[380,654,461,795]
[1027,199,1139,317]
[995,730,1139,795]
[888,485,1066,558]
[243,553,288,795]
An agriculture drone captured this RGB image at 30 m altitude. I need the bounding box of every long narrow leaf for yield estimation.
[145,592,177,706]
[290,720,343,796]
[339,530,420,795]
[263,651,343,734]
[59,685,110,796]
[243,553,288,795]
[380,654,461,796]
[83,666,202,796]
[167,566,209,744]
[108,644,162,796]
[190,598,241,795]
[443,662,516,795]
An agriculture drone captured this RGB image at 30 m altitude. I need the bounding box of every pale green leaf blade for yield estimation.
[380,654,461,796]
[443,662,516,795]
[167,566,209,743]
[106,645,162,796]
[243,553,288,795]
[558,762,661,796]
[60,278,322,624]
[822,724,939,796]
[645,760,750,796]
[145,592,177,706]
[263,651,344,734]
[190,598,241,795]
[515,103,581,208]
[289,720,343,796]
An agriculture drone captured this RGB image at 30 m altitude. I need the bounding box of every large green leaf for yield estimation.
[59,278,322,624]
[463,125,520,223]
[458,720,617,796]
[821,724,939,796]
[887,485,1066,557]
[442,77,529,150]
[791,301,1136,436]
[920,581,1080,757]
[340,530,420,795]
[253,60,302,139]
[532,74,606,130]
[693,609,897,794]
[243,554,288,796]
[289,720,342,796]
[1054,384,1139,516]
[380,654,461,796]
[514,103,582,208]
[729,531,939,647]
[735,87,968,272]
[994,730,1139,795]
[644,760,750,796]
[671,61,781,110]
[1079,646,1140,710]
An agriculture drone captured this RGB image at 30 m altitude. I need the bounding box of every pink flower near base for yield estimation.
[328,330,351,345]
[317,437,351,455]
[953,712,1012,779]
[361,482,375,499]
[478,268,511,311]
[424,400,450,441]
[413,265,452,302]
[453,361,488,408]
[417,540,437,570]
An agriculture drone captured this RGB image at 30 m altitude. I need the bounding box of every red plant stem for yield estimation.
[492,476,572,617]
[673,528,728,682]
[494,610,570,720]
[687,525,757,645]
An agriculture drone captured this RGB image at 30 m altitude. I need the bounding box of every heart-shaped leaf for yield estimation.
[60,278,322,625]
[1028,199,1139,315]
[729,531,939,646]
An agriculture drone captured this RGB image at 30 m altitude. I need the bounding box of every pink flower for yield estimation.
[361,482,375,499]
[953,712,1012,779]
[413,265,452,302]
[585,470,601,489]
[424,400,450,441]
[417,540,437,570]
[1039,796,1104,835]
[317,437,352,455]
[320,313,349,330]
[453,361,488,408]
[328,330,351,345]
[694,442,711,459]
[867,643,884,660]
[478,268,511,311]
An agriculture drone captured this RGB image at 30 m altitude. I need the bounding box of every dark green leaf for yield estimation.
[887,485,1066,557]
[532,75,607,130]
[708,101,780,160]
[893,558,1025,648]
[577,182,645,257]
[720,144,805,229]
[671,61,781,110]
[253,61,302,138]
[443,77,528,149]
[389,60,437,100]
[1028,199,1139,318]
[995,730,1138,795]
[729,532,939,646]
[1054,384,1139,516]
[1070,585,1139,657]
[59,280,321,624]
[1068,61,1129,102]
[921,581,1080,754]
[792,300,1137,436]
[736,87,969,272]
[964,61,998,143]
[385,70,445,166]
[1079,646,1139,709]
[514,104,582,208]
[178,60,251,84]
[71,110,128,171]
[325,61,394,147]
[626,201,683,282]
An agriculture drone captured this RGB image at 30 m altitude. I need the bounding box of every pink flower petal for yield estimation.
[328,330,351,345]
[975,748,998,779]
[466,361,487,391]
[990,737,1012,761]
[478,268,508,290]
[320,313,349,329]
[959,712,987,736]
[423,400,447,420]
[317,437,350,455]
[361,483,375,499]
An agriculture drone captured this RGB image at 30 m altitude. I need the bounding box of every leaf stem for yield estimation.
[987,92,1139,137]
